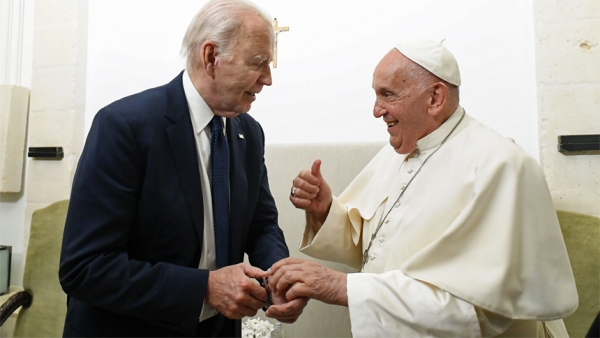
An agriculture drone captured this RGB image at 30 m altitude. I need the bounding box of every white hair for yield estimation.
[181,0,273,68]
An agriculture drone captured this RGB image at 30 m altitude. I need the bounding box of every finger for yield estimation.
[267,268,285,293]
[266,305,298,318]
[265,312,297,323]
[265,298,308,323]
[297,170,321,188]
[269,258,304,274]
[242,264,268,279]
[289,196,312,209]
[232,292,267,315]
[265,307,301,323]
[269,262,306,291]
[268,297,307,314]
[286,282,313,301]
[293,177,320,195]
[236,269,269,306]
[219,296,261,319]
[247,282,268,303]
[311,159,324,180]
[290,188,317,201]
[269,266,298,294]
[245,295,267,313]
[237,304,260,318]
[273,270,307,295]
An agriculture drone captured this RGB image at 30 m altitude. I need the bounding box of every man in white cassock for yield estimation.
[267,40,578,337]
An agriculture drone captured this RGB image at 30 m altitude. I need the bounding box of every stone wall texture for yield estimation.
[533,0,600,216]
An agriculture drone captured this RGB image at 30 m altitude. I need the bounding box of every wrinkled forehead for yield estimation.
[372,50,411,89]
[233,21,273,57]
[236,12,274,43]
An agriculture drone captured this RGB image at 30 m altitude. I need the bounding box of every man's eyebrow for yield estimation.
[375,86,394,93]
[253,55,268,63]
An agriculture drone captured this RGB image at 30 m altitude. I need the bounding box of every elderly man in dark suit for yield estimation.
[59,0,306,336]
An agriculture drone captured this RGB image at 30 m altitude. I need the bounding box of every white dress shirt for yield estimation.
[182,70,226,321]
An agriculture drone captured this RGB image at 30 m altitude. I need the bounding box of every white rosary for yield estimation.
[361,112,465,271]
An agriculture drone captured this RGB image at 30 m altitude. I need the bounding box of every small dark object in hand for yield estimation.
[259,277,273,311]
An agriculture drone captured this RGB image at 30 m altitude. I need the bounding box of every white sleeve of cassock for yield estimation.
[347,270,483,337]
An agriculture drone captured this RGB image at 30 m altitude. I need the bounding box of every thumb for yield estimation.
[242,265,268,279]
[311,159,324,181]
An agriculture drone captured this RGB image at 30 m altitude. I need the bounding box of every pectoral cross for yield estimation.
[361,250,370,270]
[361,233,377,271]
[272,18,289,68]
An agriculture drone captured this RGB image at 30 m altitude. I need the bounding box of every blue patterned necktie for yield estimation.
[210,115,229,268]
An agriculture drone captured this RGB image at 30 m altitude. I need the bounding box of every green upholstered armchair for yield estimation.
[558,210,600,337]
[0,200,69,337]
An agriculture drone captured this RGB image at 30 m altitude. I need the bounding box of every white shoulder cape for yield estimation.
[303,112,578,320]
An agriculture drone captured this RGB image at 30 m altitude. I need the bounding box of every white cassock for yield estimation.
[300,107,578,337]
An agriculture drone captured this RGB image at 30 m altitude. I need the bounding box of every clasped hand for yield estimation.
[267,258,348,308]
[206,263,308,323]
[206,160,341,322]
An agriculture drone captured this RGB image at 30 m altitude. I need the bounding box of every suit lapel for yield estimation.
[227,117,247,262]
[165,73,205,252]
[163,72,249,265]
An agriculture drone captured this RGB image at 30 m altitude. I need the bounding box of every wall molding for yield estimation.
[1,0,25,85]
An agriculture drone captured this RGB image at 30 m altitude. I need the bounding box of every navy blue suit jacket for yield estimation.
[59,72,288,337]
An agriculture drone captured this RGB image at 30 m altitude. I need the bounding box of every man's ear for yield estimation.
[428,82,448,117]
[199,41,218,78]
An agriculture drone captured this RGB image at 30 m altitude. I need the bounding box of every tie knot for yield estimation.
[211,115,224,133]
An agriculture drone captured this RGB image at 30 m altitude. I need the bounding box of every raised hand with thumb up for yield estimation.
[289,159,332,224]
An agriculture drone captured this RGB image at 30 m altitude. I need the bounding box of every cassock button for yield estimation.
[370,255,376,261]
[401,184,407,190]
[407,168,413,174]
[384,219,390,224]
[379,237,385,243]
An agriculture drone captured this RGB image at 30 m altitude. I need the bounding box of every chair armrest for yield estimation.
[0,290,33,327]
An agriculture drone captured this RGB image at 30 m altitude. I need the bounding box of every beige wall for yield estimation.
[533,0,600,216]
[21,0,88,268]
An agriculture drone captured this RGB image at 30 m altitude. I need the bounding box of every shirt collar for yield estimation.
[182,69,221,135]
[416,105,465,151]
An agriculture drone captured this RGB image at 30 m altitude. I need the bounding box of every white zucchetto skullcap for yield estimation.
[394,39,461,86]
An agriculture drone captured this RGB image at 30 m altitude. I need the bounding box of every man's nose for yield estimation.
[259,66,272,86]
[373,102,386,118]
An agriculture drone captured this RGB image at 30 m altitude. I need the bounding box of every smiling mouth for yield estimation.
[246,92,256,97]
[387,121,398,127]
